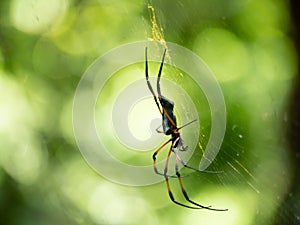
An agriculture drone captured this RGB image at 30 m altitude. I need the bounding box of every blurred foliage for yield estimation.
[0,0,299,225]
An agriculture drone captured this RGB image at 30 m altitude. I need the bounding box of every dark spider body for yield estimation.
[159,96,184,150]
[160,96,177,135]
[145,47,227,211]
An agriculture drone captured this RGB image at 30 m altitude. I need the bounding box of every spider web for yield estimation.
[142,3,298,225]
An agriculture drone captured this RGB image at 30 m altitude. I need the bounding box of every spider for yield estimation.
[145,47,227,211]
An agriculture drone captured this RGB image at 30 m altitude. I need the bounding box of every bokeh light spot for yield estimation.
[0,73,47,185]
[128,98,160,141]
[10,0,69,34]
[194,28,250,82]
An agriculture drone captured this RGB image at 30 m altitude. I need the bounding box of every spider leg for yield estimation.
[152,138,179,178]
[162,107,178,129]
[174,117,221,173]
[145,47,162,115]
[145,47,177,131]
[177,119,197,131]
[155,124,164,133]
[155,49,178,129]
[174,141,224,174]
[156,48,166,99]
[164,139,202,209]
[174,148,228,211]
[153,138,172,176]
[152,137,190,178]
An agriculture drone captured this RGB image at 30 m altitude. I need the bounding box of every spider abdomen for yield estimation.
[160,96,177,135]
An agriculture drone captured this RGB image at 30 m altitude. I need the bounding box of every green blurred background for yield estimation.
[0,0,299,224]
